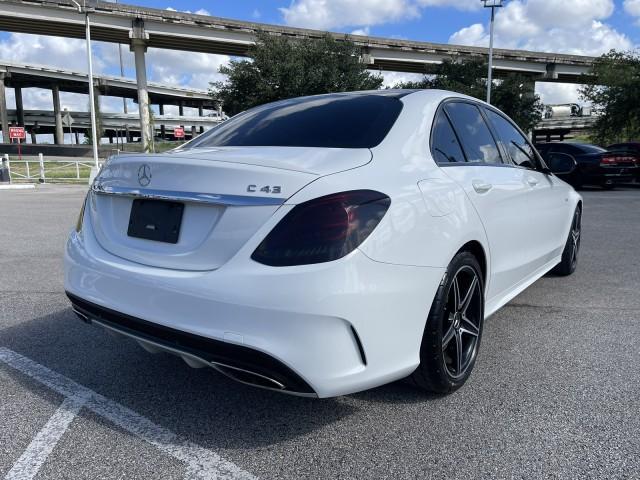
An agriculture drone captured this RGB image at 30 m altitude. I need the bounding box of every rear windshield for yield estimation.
[183,94,403,149]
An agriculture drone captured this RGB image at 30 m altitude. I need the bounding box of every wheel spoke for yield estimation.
[460,314,479,336]
[455,330,463,374]
[460,275,478,316]
[452,276,461,311]
[442,323,456,350]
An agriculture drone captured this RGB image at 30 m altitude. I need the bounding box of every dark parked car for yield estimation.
[535,142,638,189]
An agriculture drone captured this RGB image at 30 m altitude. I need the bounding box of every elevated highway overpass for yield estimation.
[0,61,220,145]
[7,109,222,141]
[1,61,215,108]
[534,116,598,142]
[0,0,597,150]
[0,0,595,80]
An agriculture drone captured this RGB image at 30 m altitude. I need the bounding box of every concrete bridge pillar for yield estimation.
[15,85,25,127]
[130,19,152,152]
[0,73,9,143]
[198,104,204,133]
[52,84,64,145]
[178,101,185,132]
[158,103,165,139]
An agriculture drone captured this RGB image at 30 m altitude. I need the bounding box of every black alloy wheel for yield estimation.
[410,251,484,394]
[552,206,581,276]
[441,265,483,379]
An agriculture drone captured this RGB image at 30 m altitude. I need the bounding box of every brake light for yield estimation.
[601,155,637,165]
[251,190,391,266]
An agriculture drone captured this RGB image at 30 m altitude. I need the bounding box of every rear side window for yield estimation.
[484,109,539,169]
[444,102,502,164]
[431,111,466,164]
[184,94,403,149]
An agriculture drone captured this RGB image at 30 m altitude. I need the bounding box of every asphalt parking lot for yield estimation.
[1,184,639,479]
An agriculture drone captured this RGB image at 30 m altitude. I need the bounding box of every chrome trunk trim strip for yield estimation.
[92,183,286,207]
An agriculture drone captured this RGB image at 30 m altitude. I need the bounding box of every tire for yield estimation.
[409,251,484,394]
[551,206,582,276]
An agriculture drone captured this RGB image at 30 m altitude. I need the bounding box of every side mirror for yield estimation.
[547,153,576,175]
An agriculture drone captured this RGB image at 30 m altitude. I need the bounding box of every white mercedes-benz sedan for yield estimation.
[65,90,582,398]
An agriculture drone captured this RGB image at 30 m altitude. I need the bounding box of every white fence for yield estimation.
[1,154,99,183]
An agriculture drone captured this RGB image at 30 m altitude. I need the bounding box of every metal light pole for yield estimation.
[482,0,504,104]
[115,0,130,147]
[71,0,99,168]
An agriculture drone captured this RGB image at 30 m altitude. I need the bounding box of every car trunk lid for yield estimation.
[89,148,371,271]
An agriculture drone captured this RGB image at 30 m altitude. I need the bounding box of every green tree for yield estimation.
[579,50,640,144]
[396,57,487,99]
[491,75,544,135]
[210,32,383,116]
[395,57,543,133]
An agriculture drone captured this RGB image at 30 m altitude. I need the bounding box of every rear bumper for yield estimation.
[68,292,316,396]
[65,222,445,398]
[581,166,638,185]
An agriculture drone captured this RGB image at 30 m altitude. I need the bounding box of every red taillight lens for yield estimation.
[251,190,391,267]
[601,155,636,165]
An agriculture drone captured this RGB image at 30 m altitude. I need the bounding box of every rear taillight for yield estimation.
[251,190,391,266]
[601,155,637,165]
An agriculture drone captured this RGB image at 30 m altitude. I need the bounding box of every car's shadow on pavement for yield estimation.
[0,307,365,450]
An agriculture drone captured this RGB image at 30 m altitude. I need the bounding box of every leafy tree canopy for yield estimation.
[395,57,543,133]
[210,32,383,116]
[579,50,640,145]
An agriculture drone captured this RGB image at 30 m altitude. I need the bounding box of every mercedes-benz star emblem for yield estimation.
[138,164,152,187]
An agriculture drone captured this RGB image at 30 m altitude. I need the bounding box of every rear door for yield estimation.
[483,108,571,267]
[434,100,534,300]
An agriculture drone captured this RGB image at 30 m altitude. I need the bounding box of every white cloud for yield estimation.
[449,24,485,46]
[416,0,482,10]
[165,7,211,16]
[449,0,632,56]
[146,49,229,89]
[0,33,107,72]
[280,0,487,31]
[98,43,229,90]
[351,27,371,35]
[280,0,419,30]
[378,71,425,87]
[624,0,640,16]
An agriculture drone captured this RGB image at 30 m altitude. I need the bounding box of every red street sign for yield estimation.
[174,127,185,138]
[9,126,26,140]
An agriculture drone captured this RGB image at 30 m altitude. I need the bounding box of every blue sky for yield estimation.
[1,0,639,112]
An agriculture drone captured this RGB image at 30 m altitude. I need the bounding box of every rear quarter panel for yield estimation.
[286,92,491,272]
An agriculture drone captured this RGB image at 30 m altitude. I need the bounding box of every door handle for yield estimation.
[472,180,493,194]
[526,177,539,187]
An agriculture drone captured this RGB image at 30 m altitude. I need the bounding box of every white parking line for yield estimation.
[5,394,88,480]
[0,348,256,480]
